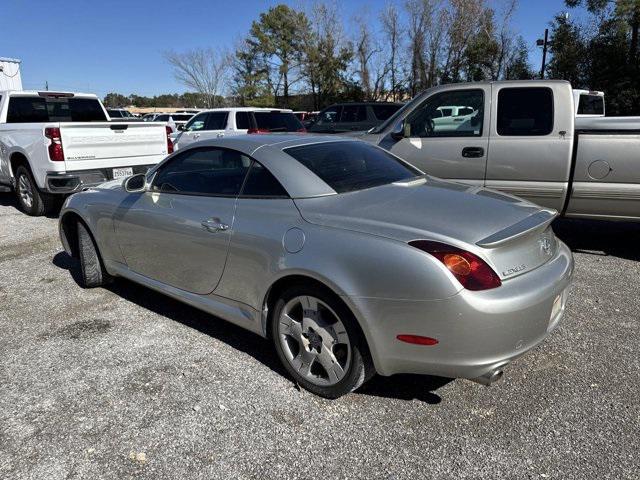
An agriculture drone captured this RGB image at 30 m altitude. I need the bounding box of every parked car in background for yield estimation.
[174,108,305,150]
[152,112,195,132]
[308,102,403,134]
[59,135,573,398]
[294,111,319,128]
[106,108,138,120]
[0,90,173,215]
[142,113,160,122]
[573,89,605,117]
[359,80,640,222]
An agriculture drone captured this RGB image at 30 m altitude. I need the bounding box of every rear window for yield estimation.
[285,141,421,194]
[497,87,553,136]
[578,94,604,115]
[205,111,228,130]
[8,96,107,123]
[253,112,303,132]
[372,104,401,121]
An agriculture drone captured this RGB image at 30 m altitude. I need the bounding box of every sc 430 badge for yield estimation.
[502,264,527,276]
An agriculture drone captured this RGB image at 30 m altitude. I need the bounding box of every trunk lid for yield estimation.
[295,177,559,280]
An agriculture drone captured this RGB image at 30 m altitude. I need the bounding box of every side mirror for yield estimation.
[177,124,185,131]
[123,173,146,193]
[390,120,405,140]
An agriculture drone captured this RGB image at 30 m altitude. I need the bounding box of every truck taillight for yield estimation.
[166,126,174,154]
[44,127,64,161]
[409,240,502,291]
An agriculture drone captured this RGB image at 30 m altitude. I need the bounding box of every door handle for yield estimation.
[193,133,201,139]
[216,133,225,138]
[201,218,229,232]
[461,147,484,158]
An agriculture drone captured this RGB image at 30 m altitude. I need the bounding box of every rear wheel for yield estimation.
[271,285,373,398]
[77,221,111,288]
[15,165,56,216]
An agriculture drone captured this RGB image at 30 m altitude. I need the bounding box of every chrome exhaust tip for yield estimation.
[470,369,504,386]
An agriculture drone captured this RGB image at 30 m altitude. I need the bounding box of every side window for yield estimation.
[185,113,207,131]
[206,112,228,130]
[340,105,366,123]
[151,147,251,196]
[241,161,288,198]
[317,106,341,125]
[235,111,250,129]
[406,90,484,138]
[497,88,554,136]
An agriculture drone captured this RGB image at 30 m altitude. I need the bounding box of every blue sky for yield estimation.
[1,0,586,97]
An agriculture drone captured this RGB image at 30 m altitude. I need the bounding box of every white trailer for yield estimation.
[0,57,23,91]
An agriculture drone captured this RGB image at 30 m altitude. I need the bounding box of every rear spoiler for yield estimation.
[476,210,557,248]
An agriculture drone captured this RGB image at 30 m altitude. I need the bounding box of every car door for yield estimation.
[384,87,490,185]
[178,111,228,148]
[485,84,573,211]
[113,146,251,295]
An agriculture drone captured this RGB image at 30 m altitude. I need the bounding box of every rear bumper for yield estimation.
[45,165,153,193]
[349,241,574,379]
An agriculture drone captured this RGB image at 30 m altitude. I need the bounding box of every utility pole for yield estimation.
[537,28,549,79]
[45,80,49,91]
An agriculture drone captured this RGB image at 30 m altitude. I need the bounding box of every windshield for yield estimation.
[369,95,422,134]
[284,141,421,194]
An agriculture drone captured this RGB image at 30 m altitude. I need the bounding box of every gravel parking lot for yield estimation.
[0,193,638,480]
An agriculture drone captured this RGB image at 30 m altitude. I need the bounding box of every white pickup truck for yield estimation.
[0,90,172,215]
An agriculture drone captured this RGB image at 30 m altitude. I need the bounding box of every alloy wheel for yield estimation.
[277,295,351,386]
[18,174,34,209]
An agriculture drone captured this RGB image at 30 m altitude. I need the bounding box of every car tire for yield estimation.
[15,165,56,216]
[77,221,111,288]
[271,284,374,399]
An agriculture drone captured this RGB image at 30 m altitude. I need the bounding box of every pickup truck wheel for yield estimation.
[15,165,56,216]
[77,221,111,288]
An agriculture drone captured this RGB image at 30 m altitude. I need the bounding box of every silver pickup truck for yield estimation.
[359,80,640,221]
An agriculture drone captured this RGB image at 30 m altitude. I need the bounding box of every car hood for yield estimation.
[294,176,546,247]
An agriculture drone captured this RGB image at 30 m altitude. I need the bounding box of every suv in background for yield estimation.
[308,102,402,133]
[174,108,305,150]
[107,108,138,120]
[152,113,195,131]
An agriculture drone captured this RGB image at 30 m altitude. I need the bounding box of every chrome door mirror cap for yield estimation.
[123,173,146,193]
[390,120,405,141]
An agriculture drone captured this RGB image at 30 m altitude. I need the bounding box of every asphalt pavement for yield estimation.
[0,193,638,479]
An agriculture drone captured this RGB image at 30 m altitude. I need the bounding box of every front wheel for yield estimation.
[271,285,374,398]
[77,221,111,288]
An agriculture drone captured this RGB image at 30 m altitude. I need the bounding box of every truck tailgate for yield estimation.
[59,122,168,170]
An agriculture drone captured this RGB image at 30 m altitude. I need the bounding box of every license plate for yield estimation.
[112,167,133,179]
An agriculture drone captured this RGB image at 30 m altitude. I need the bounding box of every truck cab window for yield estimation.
[497,87,554,136]
[406,90,484,138]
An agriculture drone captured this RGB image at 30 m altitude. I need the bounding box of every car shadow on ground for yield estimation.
[552,218,640,261]
[52,251,452,403]
[0,192,62,218]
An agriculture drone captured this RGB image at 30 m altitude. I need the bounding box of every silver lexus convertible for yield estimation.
[59,135,573,398]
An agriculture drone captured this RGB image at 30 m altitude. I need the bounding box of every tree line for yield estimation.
[104,0,640,116]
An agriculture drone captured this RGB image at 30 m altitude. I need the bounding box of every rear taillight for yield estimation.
[165,126,174,154]
[409,240,501,291]
[247,128,270,134]
[44,127,64,161]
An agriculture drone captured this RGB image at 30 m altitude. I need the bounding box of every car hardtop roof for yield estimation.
[197,107,294,113]
[186,133,357,154]
[0,90,99,98]
[323,101,403,108]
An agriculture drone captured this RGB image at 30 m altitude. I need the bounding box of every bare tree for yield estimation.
[353,14,390,100]
[380,3,403,100]
[164,48,231,108]
[442,0,484,82]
